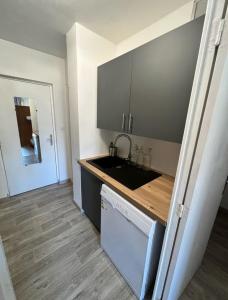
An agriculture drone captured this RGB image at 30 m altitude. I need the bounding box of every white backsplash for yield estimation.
[111,132,181,177]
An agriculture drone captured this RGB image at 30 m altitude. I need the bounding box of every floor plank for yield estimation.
[0,183,137,300]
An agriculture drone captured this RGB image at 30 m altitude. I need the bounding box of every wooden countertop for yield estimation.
[78,156,174,225]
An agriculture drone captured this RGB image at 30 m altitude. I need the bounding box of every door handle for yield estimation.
[121,113,126,132]
[128,113,133,133]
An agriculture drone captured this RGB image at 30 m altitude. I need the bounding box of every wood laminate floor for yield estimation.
[0,183,137,300]
[1,183,227,300]
[180,208,228,300]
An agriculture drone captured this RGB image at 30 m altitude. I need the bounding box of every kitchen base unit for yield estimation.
[81,167,103,231]
[100,184,165,299]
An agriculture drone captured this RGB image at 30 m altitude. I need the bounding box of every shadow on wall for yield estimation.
[221,181,228,210]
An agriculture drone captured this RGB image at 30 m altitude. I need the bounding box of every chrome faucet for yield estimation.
[113,134,132,160]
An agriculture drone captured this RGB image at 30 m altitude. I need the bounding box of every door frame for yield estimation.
[0,74,60,195]
[152,0,227,299]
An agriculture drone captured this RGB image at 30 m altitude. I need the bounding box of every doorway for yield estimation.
[0,77,58,196]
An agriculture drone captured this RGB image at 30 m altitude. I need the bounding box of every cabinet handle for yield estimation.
[122,113,126,131]
[49,134,53,146]
[128,113,133,133]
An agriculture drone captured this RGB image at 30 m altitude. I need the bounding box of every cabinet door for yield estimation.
[97,53,132,132]
[130,16,204,143]
[81,168,102,231]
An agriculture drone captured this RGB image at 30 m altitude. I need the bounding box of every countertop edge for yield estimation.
[78,157,174,226]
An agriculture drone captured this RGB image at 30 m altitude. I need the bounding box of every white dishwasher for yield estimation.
[101,184,165,300]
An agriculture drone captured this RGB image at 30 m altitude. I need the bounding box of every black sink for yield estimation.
[89,156,126,169]
[87,156,161,190]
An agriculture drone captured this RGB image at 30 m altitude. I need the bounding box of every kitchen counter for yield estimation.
[79,156,174,225]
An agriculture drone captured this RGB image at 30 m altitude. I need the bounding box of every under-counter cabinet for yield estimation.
[97,16,204,143]
[81,168,102,231]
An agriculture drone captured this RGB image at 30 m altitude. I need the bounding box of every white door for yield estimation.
[0,77,58,196]
[163,1,228,298]
[152,0,227,299]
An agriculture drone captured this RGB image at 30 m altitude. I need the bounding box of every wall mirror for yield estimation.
[14,97,42,166]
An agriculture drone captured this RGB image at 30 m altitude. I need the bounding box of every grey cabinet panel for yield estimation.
[81,168,102,231]
[97,53,132,132]
[130,17,204,143]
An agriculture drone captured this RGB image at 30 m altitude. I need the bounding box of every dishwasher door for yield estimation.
[101,197,148,298]
[101,185,157,299]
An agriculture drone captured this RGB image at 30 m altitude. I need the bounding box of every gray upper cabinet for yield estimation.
[97,53,132,132]
[130,16,204,143]
[97,16,204,143]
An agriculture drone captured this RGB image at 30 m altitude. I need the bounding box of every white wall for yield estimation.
[0,39,71,198]
[76,24,116,158]
[113,133,181,177]
[66,23,116,207]
[116,2,194,56]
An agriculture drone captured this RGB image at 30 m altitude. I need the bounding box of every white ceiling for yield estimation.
[0,0,190,58]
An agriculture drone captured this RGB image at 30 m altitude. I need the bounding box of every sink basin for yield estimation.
[87,156,161,190]
[89,156,127,169]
